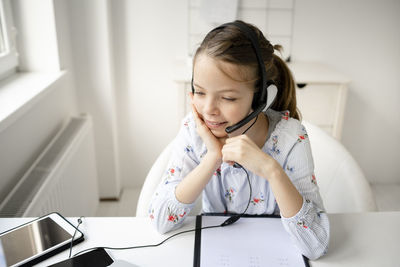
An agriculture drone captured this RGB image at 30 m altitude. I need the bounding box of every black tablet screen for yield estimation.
[0,217,71,266]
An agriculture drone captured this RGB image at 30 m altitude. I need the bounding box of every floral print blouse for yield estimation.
[149,109,330,260]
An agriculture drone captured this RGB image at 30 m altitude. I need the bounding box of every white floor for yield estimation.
[95,187,141,217]
[96,183,400,217]
[371,183,400,211]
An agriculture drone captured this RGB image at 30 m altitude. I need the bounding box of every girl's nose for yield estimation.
[203,97,219,116]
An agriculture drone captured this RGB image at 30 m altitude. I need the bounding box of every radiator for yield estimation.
[0,115,99,217]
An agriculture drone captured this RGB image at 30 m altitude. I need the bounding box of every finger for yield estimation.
[221,145,236,160]
[225,135,247,144]
[221,147,234,162]
[188,92,194,103]
[188,94,211,134]
[221,144,240,158]
[217,137,228,146]
[222,152,237,166]
[226,136,256,149]
[190,103,201,122]
[225,136,238,144]
[222,149,246,169]
[190,103,209,133]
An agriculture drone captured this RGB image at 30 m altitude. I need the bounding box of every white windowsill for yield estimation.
[0,71,66,133]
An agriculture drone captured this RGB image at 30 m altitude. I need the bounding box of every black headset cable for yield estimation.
[72,107,258,258]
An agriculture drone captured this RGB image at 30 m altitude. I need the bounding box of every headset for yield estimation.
[191,20,278,134]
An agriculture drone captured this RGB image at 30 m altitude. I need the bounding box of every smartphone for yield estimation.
[0,212,84,267]
[48,248,113,267]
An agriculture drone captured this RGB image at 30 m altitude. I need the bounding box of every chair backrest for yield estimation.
[302,121,377,213]
[136,142,174,217]
[136,121,377,216]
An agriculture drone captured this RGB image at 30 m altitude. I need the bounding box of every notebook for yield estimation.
[194,214,309,267]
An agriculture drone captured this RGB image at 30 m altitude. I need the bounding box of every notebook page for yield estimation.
[199,216,306,267]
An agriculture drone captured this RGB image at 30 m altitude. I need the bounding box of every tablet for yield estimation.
[48,248,113,267]
[49,249,141,267]
[0,212,84,267]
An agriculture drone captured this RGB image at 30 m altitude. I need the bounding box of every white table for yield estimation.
[1,212,399,267]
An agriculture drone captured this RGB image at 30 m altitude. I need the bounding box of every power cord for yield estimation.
[73,225,219,257]
[69,216,84,258]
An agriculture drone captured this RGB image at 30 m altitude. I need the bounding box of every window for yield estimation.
[0,0,17,80]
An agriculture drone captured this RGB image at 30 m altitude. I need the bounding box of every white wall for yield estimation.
[115,0,399,187]
[3,0,398,207]
[66,0,121,198]
[0,0,78,203]
[0,74,77,202]
[62,0,188,189]
[292,0,400,184]
[69,0,400,188]
[0,0,124,204]
[112,0,188,188]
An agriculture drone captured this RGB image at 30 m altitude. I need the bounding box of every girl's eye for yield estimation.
[194,91,205,96]
[222,97,237,102]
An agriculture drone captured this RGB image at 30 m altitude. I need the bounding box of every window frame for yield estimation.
[0,0,18,81]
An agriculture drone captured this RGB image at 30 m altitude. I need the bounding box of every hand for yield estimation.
[222,135,276,179]
[189,93,226,161]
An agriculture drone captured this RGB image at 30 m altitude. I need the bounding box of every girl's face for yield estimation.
[192,54,255,138]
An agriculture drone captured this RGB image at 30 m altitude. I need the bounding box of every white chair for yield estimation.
[136,121,377,217]
[302,121,377,213]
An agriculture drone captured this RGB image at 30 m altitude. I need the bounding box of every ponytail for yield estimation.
[269,49,301,120]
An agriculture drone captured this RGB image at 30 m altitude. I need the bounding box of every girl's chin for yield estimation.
[209,128,228,138]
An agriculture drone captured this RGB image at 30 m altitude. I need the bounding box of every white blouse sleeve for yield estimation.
[149,115,200,234]
[280,126,330,260]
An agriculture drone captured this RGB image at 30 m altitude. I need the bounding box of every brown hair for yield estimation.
[193,20,300,120]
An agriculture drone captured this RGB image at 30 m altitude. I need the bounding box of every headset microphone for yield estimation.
[221,21,277,134]
[225,83,277,134]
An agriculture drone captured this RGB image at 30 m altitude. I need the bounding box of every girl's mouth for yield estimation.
[205,120,227,129]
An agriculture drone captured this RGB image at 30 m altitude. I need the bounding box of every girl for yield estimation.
[149,20,329,260]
